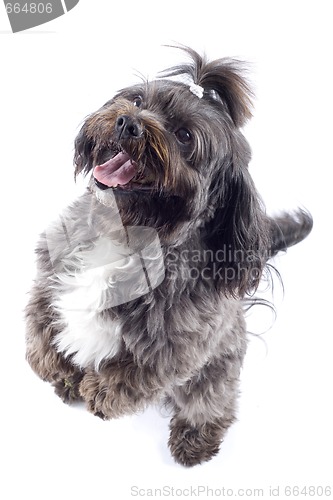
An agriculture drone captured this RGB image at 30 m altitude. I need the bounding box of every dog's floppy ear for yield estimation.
[74,120,95,179]
[161,46,253,128]
[204,137,269,297]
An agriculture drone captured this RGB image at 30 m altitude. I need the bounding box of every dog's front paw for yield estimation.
[52,372,84,404]
[79,371,111,419]
[168,417,228,467]
[79,365,158,420]
[79,370,135,420]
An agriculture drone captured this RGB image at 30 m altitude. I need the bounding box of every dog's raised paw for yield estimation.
[168,417,227,467]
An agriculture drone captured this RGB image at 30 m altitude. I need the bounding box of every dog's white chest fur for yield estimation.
[52,236,136,370]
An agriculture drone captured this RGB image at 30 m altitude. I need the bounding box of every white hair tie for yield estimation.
[189,83,204,99]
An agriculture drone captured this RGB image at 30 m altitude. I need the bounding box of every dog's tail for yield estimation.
[269,209,313,257]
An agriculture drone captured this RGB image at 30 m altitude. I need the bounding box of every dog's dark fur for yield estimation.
[25,47,312,466]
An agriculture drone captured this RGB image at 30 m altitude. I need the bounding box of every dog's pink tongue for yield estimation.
[93,152,138,187]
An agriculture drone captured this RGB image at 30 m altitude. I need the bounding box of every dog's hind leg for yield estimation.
[167,351,244,467]
[25,282,84,404]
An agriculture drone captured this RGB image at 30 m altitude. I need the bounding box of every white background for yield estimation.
[1,1,332,499]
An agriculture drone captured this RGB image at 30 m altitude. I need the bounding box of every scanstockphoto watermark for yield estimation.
[166,246,266,282]
[130,485,333,497]
[130,485,265,498]
[45,214,265,312]
[45,189,166,309]
[3,0,80,33]
[167,247,266,266]
[168,261,262,283]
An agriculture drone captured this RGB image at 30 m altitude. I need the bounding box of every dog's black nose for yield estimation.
[116,115,143,140]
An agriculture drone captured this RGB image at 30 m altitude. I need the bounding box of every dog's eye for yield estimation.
[175,128,192,144]
[133,96,143,107]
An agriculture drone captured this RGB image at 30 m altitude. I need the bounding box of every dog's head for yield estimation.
[74,46,269,296]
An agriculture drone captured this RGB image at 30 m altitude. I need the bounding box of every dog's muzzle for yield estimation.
[116,115,143,141]
[93,115,144,191]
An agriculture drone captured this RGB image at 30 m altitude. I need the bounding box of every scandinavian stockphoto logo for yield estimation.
[46,190,166,310]
[4,0,79,33]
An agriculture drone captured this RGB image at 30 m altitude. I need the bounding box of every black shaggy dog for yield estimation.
[26,46,312,466]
